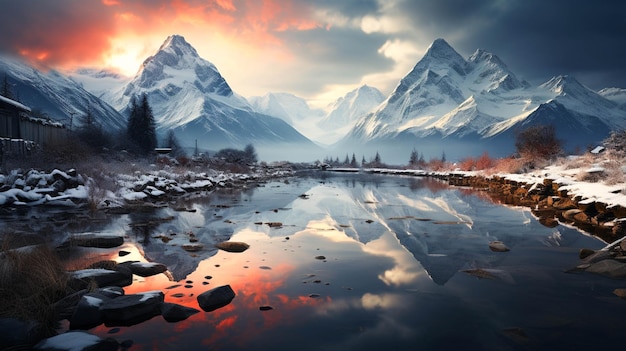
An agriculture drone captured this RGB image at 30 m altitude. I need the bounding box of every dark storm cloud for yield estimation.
[391,0,626,89]
[0,0,116,66]
[276,27,392,94]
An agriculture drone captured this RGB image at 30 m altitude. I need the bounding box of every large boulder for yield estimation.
[197,285,236,312]
[100,291,164,327]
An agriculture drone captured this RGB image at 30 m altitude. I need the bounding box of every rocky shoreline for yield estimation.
[440,172,626,244]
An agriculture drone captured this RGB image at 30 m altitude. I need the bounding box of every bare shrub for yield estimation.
[458,157,475,171]
[515,125,562,168]
[491,157,526,174]
[475,152,495,170]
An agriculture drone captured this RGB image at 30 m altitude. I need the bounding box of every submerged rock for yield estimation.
[582,259,626,279]
[488,241,510,252]
[197,285,236,312]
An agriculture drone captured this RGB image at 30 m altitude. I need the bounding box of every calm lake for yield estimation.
[51,172,626,350]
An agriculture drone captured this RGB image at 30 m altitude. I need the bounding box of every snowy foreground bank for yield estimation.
[0,165,295,210]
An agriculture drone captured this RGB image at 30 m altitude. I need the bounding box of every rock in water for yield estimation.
[215,241,250,253]
[100,291,164,327]
[161,303,200,322]
[489,241,510,252]
[197,285,236,312]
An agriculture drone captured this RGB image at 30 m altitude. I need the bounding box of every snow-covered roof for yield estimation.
[0,94,31,112]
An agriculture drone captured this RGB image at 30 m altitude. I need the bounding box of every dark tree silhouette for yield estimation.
[127,94,157,155]
[409,148,419,167]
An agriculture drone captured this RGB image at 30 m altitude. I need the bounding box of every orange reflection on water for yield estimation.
[107,229,330,349]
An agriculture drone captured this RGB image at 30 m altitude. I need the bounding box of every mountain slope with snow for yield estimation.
[0,56,126,131]
[102,35,317,160]
[248,92,324,125]
[338,38,626,163]
[318,85,384,130]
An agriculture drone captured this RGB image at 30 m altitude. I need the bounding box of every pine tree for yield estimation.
[409,148,419,167]
[350,153,358,167]
[373,151,381,166]
[76,104,111,150]
[362,155,367,167]
[165,130,183,156]
[127,94,157,155]
[343,154,350,165]
[243,144,258,164]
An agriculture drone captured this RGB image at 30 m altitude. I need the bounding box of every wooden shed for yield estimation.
[0,95,67,152]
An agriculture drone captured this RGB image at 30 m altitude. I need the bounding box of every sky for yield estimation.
[0,0,625,108]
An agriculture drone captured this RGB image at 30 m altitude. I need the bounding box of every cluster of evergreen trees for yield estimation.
[126,94,157,155]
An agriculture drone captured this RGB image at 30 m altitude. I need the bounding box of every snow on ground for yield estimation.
[502,162,626,209]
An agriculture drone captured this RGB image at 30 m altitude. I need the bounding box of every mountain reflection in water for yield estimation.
[64,173,626,350]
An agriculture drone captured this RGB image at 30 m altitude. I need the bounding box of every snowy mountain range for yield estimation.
[1,35,625,163]
[0,56,126,131]
[338,39,626,163]
[249,85,385,145]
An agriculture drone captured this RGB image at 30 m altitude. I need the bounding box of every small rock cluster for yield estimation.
[0,169,87,207]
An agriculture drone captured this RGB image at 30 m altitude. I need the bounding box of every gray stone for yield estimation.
[100,291,164,327]
[34,331,118,351]
[129,261,168,277]
[488,241,510,252]
[197,285,236,312]
[69,293,109,330]
[161,303,200,322]
[69,268,133,289]
[584,259,626,279]
[215,241,250,253]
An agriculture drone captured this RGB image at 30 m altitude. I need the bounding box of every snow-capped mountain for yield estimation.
[318,85,384,130]
[249,86,384,146]
[0,56,126,131]
[102,35,316,160]
[248,92,324,125]
[68,67,130,99]
[339,38,626,163]
[599,88,626,110]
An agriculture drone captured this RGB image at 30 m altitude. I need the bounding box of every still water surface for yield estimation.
[65,173,626,350]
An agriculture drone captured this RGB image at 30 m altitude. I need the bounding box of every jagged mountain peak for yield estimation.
[540,75,586,95]
[124,34,234,99]
[424,38,465,63]
[467,48,526,93]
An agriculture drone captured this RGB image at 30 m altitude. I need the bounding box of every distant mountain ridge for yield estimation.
[0,56,126,132]
[338,38,626,163]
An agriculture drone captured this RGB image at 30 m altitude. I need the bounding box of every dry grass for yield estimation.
[0,242,69,336]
